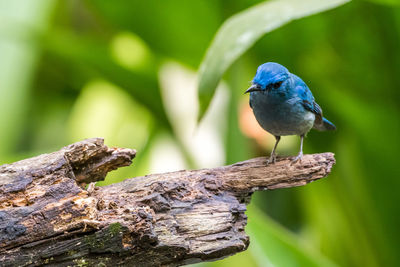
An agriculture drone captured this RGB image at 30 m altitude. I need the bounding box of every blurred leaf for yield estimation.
[68,80,151,148]
[42,30,172,131]
[225,62,252,164]
[110,32,152,71]
[89,0,220,67]
[193,249,258,267]
[0,0,55,161]
[197,0,350,121]
[247,204,337,267]
[364,0,400,6]
[67,80,153,185]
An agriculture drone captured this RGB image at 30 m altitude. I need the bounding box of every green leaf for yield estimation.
[197,0,350,121]
[246,204,337,267]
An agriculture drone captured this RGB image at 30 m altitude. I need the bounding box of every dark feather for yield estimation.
[302,100,323,125]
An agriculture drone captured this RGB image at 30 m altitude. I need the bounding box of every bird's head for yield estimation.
[245,62,290,94]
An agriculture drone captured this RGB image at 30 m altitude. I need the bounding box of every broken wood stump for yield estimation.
[0,138,335,266]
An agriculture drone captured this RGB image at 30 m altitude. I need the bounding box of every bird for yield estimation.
[245,62,335,164]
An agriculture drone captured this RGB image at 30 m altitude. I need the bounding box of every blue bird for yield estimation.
[245,62,335,164]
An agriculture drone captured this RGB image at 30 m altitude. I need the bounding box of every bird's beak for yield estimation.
[245,84,262,94]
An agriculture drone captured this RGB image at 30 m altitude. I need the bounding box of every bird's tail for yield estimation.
[314,117,336,131]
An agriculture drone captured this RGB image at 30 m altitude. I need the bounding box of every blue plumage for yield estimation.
[245,62,335,164]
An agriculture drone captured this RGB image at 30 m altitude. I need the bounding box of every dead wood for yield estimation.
[0,138,335,266]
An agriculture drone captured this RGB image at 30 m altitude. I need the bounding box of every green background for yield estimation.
[0,0,399,266]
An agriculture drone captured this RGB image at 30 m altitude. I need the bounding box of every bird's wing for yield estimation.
[293,77,323,124]
[302,99,323,124]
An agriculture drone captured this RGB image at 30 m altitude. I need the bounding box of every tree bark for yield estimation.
[0,138,335,266]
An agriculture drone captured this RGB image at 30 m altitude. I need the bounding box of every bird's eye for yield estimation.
[273,81,283,89]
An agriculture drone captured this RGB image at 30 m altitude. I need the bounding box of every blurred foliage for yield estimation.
[0,0,399,266]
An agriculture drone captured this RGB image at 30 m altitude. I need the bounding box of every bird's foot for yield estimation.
[266,154,277,165]
[290,152,303,165]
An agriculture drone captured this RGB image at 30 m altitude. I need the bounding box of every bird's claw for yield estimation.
[290,152,303,165]
[266,154,277,165]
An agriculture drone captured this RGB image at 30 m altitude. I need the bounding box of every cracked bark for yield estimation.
[0,138,335,266]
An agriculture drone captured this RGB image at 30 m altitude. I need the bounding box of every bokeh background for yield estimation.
[1,0,399,266]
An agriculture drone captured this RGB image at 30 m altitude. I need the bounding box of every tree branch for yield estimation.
[0,138,335,266]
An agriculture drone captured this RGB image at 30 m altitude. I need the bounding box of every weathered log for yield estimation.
[0,138,335,266]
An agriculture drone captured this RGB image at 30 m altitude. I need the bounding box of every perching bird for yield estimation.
[245,62,335,164]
